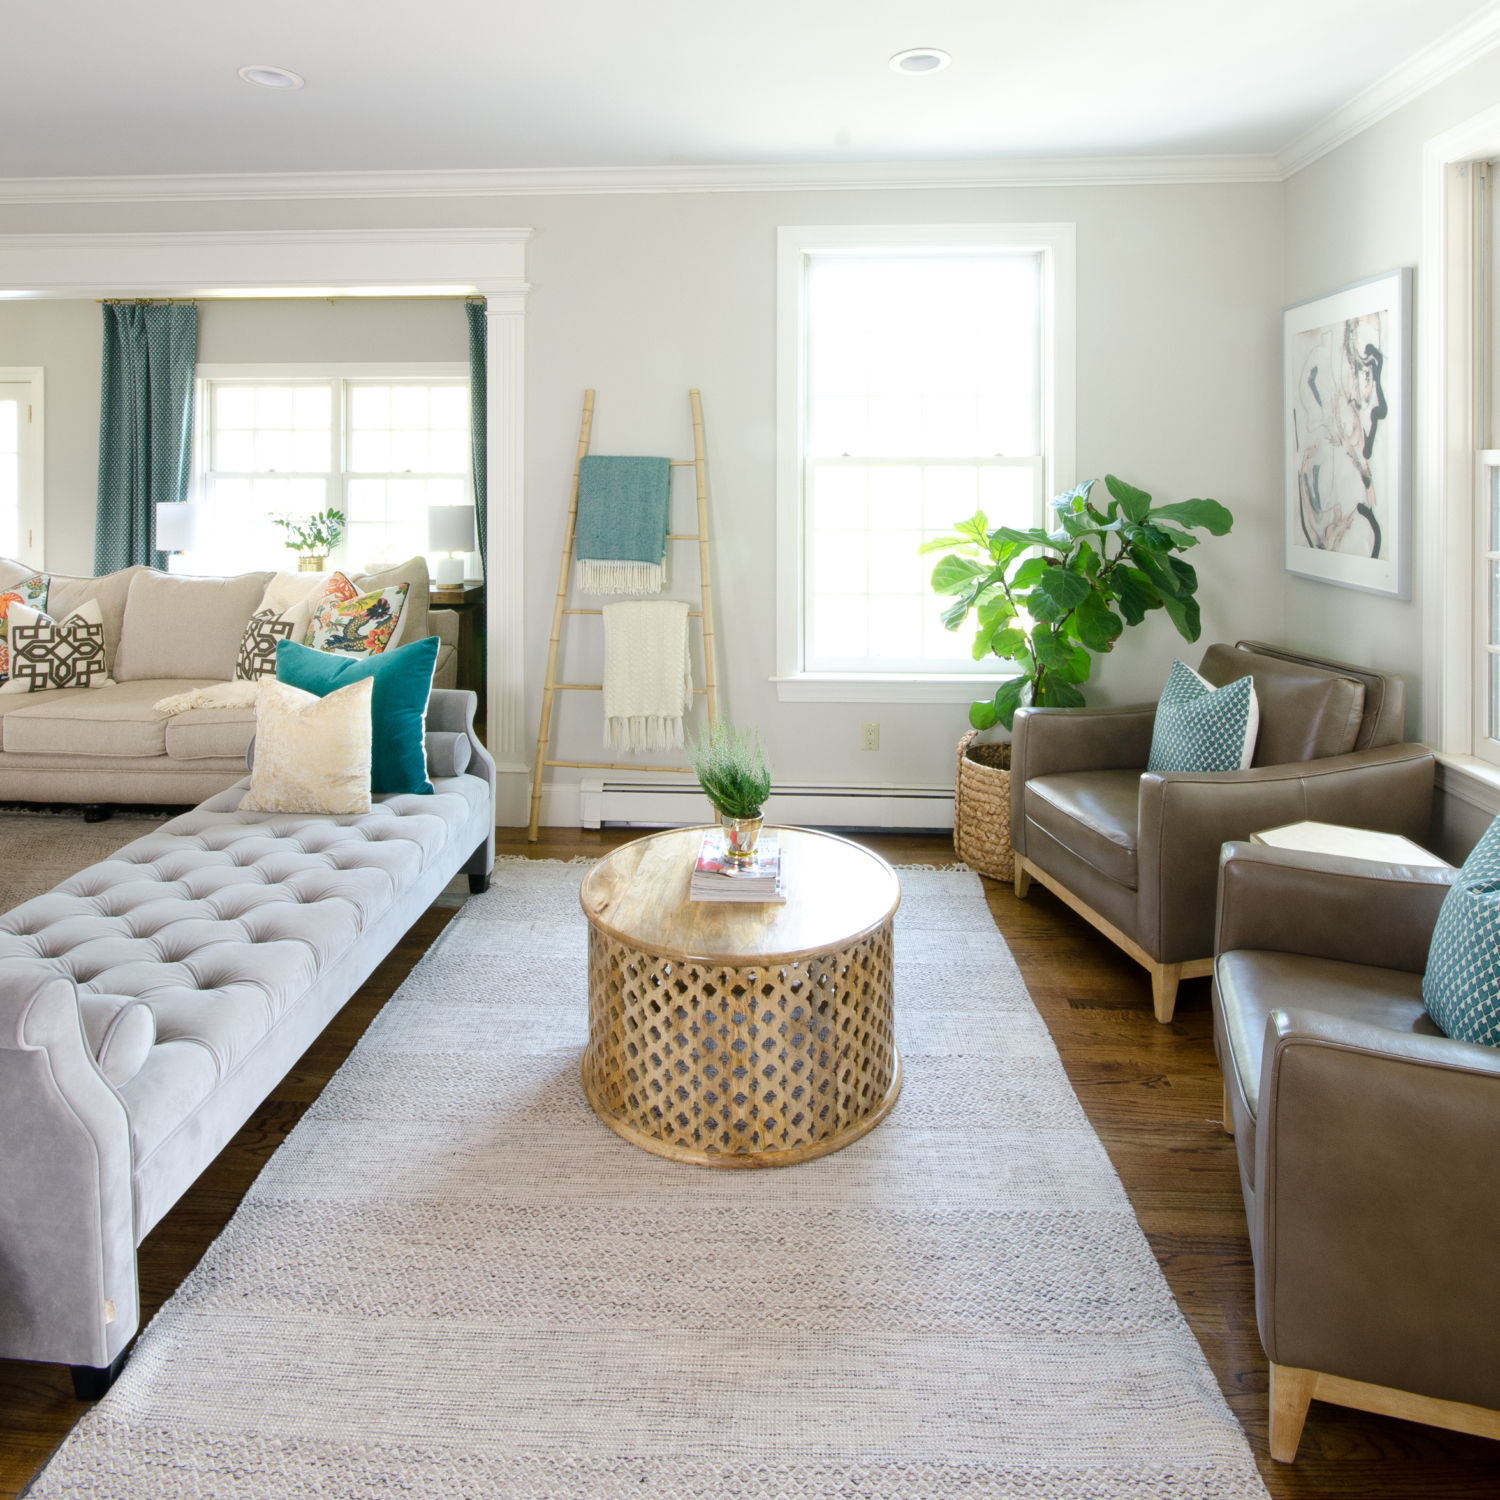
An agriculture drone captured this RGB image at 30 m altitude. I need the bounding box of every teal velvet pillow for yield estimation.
[1424,813,1500,1046]
[275,635,438,796]
[1147,659,1260,774]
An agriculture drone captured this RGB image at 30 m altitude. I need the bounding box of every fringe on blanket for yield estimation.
[575,559,664,596]
[604,713,685,753]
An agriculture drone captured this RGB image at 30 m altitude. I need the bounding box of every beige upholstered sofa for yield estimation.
[0,556,459,809]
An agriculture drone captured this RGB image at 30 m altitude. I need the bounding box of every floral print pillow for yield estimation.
[301,572,361,643]
[0,574,50,681]
[307,582,410,658]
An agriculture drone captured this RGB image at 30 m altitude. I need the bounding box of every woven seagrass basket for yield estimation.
[953,729,1014,881]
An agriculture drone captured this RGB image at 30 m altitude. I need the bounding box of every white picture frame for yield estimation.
[1283,268,1412,598]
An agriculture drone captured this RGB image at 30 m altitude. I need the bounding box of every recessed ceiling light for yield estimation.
[237,64,304,90]
[889,48,951,75]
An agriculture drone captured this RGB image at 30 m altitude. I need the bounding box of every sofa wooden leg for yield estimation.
[1222,1085,1234,1135]
[1013,861,1032,899]
[1151,963,1182,1024]
[1269,1363,1318,1463]
[468,871,491,895]
[82,803,114,824]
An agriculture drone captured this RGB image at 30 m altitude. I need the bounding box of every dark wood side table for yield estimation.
[429,582,485,697]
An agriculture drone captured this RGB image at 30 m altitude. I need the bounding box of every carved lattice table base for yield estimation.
[580,827,902,1168]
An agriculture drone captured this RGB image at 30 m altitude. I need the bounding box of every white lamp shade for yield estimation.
[427,505,476,553]
[155,501,205,552]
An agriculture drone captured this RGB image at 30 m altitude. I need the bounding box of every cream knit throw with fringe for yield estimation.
[601,599,693,752]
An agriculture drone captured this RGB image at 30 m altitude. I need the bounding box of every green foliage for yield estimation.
[689,720,773,821]
[921,476,1234,732]
[274,509,346,555]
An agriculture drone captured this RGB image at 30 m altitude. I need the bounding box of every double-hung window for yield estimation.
[186,364,471,577]
[775,225,1074,700]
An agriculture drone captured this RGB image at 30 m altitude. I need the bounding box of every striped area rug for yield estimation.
[32,858,1267,1499]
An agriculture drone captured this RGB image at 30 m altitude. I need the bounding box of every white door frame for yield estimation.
[1421,106,1500,762]
[0,366,44,570]
[0,229,533,822]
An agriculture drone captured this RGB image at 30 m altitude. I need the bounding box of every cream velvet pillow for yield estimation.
[239,677,373,815]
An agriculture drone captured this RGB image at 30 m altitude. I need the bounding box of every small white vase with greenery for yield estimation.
[690,721,773,865]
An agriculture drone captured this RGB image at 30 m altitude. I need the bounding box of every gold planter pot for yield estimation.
[297,555,329,573]
[721,815,764,865]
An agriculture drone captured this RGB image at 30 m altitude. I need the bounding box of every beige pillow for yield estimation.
[258,571,325,642]
[0,599,115,694]
[238,677,373,815]
[113,570,270,683]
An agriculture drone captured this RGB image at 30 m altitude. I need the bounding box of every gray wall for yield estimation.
[0,299,100,575]
[1283,46,1500,742]
[0,179,1286,798]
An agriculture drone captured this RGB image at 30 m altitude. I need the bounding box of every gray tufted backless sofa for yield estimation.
[0,688,494,1396]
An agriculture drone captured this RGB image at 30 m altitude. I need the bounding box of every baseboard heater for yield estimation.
[571,779,956,831]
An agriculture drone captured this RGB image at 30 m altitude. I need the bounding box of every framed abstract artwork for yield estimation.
[1283,268,1412,598]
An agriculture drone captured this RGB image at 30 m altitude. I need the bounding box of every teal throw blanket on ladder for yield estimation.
[574,455,671,595]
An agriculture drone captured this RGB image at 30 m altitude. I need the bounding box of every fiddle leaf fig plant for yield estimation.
[920,475,1233,732]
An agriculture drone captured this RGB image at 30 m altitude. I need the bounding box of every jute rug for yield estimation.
[0,809,170,916]
[31,857,1267,1499]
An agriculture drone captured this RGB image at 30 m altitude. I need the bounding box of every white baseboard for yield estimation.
[539,778,955,830]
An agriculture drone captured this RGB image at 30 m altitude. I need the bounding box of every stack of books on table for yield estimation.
[690,830,786,903]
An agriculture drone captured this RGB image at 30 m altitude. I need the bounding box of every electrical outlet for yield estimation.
[861,721,880,751]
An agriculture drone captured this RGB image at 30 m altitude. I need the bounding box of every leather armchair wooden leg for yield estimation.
[1014,862,1032,898]
[1268,1362,1500,1463]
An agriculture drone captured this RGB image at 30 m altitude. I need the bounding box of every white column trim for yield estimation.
[479,285,531,823]
[1420,105,1500,750]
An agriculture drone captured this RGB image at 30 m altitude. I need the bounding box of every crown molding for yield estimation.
[0,153,1283,205]
[1276,0,1500,178]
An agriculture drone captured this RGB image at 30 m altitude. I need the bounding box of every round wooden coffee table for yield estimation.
[579,826,901,1168]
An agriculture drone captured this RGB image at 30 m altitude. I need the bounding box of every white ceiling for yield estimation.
[1,0,1492,179]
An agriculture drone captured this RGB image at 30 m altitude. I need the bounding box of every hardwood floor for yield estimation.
[3,825,1497,1498]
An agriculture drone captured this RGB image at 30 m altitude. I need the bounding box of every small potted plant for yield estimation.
[689,721,773,864]
[273,509,347,572]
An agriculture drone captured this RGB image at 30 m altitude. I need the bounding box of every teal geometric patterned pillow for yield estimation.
[1424,814,1500,1046]
[1147,659,1259,774]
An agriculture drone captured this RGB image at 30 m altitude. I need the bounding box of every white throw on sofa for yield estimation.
[0,688,493,1395]
[0,556,461,808]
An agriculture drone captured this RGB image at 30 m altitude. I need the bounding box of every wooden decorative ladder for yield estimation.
[527,388,719,841]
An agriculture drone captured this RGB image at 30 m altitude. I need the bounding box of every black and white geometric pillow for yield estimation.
[7,616,110,691]
[236,608,295,681]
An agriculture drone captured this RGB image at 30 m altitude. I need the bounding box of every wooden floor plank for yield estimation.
[1,827,1494,1498]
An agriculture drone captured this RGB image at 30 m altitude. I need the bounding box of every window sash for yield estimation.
[195,374,470,575]
[802,455,1042,674]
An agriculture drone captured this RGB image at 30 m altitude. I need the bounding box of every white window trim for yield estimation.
[773,222,1076,704]
[0,366,45,571]
[193,361,473,575]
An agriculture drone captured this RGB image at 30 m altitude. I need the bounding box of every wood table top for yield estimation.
[579,826,901,963]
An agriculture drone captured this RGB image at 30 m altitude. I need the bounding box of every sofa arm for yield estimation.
[1254,1006,1500,1409]
[426,687,494,877]
[0,969,138,1369]
[430,609,460,649]
[1216,841,1454,972]
[1137,742,1435,964]
[1010,703,1157,856]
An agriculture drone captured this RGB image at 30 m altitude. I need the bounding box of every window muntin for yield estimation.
[189,375,469,577]
[801,251,1044,674]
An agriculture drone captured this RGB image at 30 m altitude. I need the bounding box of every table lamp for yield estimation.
[427,505,475,587]
[154,501,205,558]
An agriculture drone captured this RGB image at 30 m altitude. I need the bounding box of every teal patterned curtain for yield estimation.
[95,302,198,574]
[465,299,488,579]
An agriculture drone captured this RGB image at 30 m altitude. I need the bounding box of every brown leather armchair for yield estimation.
[1211,841,1500,1462]
[1009,640,1434,1020]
